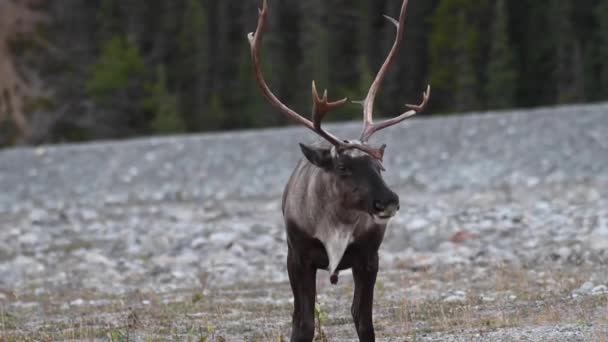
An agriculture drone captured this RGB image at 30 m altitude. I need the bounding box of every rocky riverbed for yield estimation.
[0,103,607,340]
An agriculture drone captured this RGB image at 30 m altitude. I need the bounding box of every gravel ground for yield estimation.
[0,103,607,340]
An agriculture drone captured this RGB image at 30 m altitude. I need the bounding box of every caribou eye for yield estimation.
[337,164,350,175]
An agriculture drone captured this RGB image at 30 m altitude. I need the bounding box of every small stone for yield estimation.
[407,218,429,230]
[443,291,466,303]
[450,230,473,243]
[168,207,193,222]
[29,208,48,224]
[70,298,85,306]
[480,295,495,302]
[209,232,237,246]
[105,194,127,205]
[191,237,207,249]
[574,281,594,296]
[588,235,608,251]
[34,147,46,156]
[556,246,571,260]
[443,294,465,303]
[80,209,99,221]
[591,285,608,295]
[19,233,38,245]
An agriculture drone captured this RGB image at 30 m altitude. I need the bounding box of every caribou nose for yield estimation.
[373,193,400,216]
[391,192,400,208]
[373,200,387,212]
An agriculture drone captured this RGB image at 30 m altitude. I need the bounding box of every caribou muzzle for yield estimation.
[372,191,400,219]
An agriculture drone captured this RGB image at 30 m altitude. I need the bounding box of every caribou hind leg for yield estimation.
[351,252,379,342]
[287,247,317,342]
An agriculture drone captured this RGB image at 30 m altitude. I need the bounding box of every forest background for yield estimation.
[1,0,607,146]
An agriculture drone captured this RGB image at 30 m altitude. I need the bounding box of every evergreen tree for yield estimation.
[98,0,122,41]
[597,0,608,99]
[453,11,480,112]
[233,43,267,129]
[146,65,184,134]
[520,0,557,106]
[327,0,360,121]
[552,0,585,103]
[86,36,147,103]
[485,0,517,110]
[175,0,210,131]
[429,0,485,112]
[86,35,150,136]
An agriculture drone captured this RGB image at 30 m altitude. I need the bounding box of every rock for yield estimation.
[18,232,38,245]
[209,231,238,246]
[29,208,49,224]
[449,230,473,243]
[167,207,194,222]
[407,218,429,230]
[443,291,466,303]
[80,209,99,221]
[588,234,608,251]
[480,294,495,302]
[591,285,608,295]
[87,251,114,265]
[70,298,85,306]
[555,246,572,260]
[572,281,595,297]
[104,194,128,205]
[191,237,208,249]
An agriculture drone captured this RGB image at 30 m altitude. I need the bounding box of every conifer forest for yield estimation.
[1,0,608,146]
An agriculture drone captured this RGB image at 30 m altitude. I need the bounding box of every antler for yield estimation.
[359,0,431,142]
[247,0,387,161]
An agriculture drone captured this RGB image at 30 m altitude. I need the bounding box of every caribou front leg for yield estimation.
[351,252,379,342]
[287,247,317,342]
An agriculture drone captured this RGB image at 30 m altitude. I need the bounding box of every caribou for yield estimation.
[247,0,430,341]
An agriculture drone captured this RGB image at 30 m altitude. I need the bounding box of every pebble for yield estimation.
[70,298,85,306]
[407,218,429,230]
[443,291,467,303]
[572,281,595,297]
[591,285,608,295]
[28,208,49,224]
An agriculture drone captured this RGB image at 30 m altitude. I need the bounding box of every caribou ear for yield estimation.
[299,143,333,169]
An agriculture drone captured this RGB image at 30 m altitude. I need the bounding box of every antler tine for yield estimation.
[360,0,410,139]
[309,83,387,161]
[360,85,431,141]
[359,0,431,142]
[312,80,348,131]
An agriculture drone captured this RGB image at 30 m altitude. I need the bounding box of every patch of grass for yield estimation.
[2,263,607,340]
[387,263,607,338]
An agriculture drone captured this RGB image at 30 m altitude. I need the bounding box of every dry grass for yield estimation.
[385,263,607,339]
[0,264,606,341]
